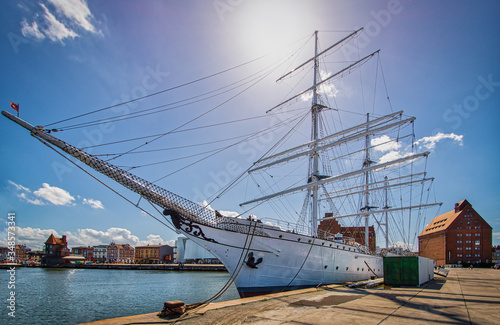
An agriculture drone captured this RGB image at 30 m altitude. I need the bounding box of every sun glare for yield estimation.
[232,1,316,59]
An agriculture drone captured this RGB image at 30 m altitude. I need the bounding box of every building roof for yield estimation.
[45,234,67,246]
[136,245,162,249]
[419,199,474,237]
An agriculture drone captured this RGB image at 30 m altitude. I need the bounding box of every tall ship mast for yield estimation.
[3,30,442,297]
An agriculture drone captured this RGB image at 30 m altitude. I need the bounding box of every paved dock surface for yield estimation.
[82,268,500,324]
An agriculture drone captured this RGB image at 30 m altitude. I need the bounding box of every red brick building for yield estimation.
[418,200,492,266]
[318,213,376,252]
[42,234,70,266]
[107,242,134,263]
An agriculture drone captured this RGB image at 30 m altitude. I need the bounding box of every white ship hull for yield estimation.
[170,213,383,297]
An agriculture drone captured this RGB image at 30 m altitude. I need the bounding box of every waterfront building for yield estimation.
[493,245,500,265]
[15,244,30,264]
[0,245,30,264]
[0,246,8,263]
[418,200,492,266]
[93,244,108,263]
[27,250,44,264]
[107,242,134,263]
[176,236,219,263]
[135,244,174,264]
[71,246,94,262]
[42,234,70,266]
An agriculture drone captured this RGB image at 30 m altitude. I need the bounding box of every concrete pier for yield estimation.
[81,268,500,324]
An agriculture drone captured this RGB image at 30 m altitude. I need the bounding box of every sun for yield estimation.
[230,1,316,59]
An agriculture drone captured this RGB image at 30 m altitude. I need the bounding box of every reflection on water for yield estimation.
[0,267,239,325]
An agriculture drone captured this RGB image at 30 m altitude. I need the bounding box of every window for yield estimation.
[466,241,471,244]
[475,233,480,236]
[457,247,462,250]
[475,247,480,250]
[466,234,471,236]
[457,234,462,237]
[466,247,471,250]
[457,254,462,257]
[475,241,480,245]
[457,240,462,243]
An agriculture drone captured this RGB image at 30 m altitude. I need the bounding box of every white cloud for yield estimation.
[83,198,104,209]
[414,133,463,150]
[372,133,464,164]
[67,227,140,247]
[40,3,78,43]
[218,210,241,218]
[21,18,46,41]
[0,226,173,250]
[20,0,100,43]
[18,192,46,206]
[377,150,412,164]
[301,70,339,101]
[139,234,175,247]
[371,135,402,153]
[8,180,31,192]
[33,183,75,206]
[48,0,99,33]
[9,181,104,209]
[0,226,60,250]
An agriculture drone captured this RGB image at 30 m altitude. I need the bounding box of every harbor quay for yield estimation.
[83,268,500,324]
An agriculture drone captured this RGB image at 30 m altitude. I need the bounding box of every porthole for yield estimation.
[324,265,328,269]
[330,244,332,247]
[362,268,364,271]
[357,268,359,271]
[308,239,312,243]
[322,242,325,246]
[278,235,282,239]
[297,238,301,242]
[336,266,339,270]
[346,267,349,271]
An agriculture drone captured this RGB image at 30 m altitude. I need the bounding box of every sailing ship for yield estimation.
[3,30,442,297]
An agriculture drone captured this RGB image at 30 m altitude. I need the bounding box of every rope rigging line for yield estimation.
[55,59,283,131]
[118,112,306,170]
[34,135,178,234]
[377,54,394,112]
[206,110,311,205]
[105,51,296,163]
[44,54,273,127]
[83,107,306,151]
[152,111,308,184]
[46,32,313,133]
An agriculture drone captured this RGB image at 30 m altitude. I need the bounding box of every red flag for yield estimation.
[9,101,19,113]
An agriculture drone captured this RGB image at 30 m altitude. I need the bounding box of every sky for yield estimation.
[0,0,499,251]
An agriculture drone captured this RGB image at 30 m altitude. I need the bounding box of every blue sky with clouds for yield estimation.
[0,0,499,250]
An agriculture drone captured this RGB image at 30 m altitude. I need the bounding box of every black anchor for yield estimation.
[245,252,263,269]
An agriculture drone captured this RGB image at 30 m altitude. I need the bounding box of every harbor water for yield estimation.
[1,267,239,324]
